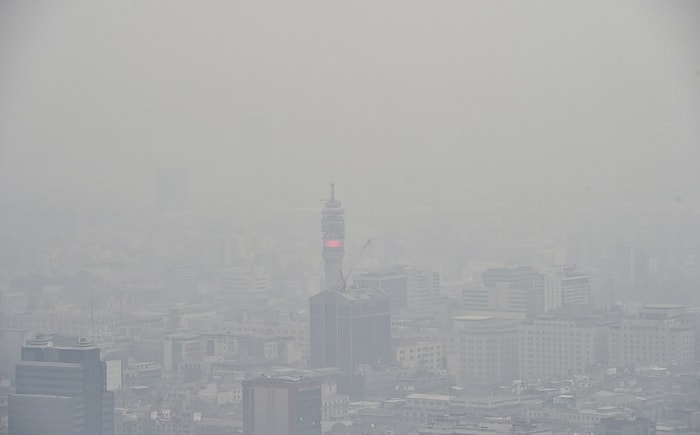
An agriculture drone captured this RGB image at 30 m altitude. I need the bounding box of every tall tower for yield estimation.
[322,184,345,290]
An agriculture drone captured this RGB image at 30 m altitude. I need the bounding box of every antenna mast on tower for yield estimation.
[321,183,345,291]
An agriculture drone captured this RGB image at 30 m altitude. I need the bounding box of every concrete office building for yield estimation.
[394,339,445,371]
[242,374,322,435]
[257,367,349,432]
[608,304,694,368]
[354,264,440,313]
[9,335,114,435]
[519,312,612,382]
[463,267,544,319]
[543,266,591,312]
[448,316,519,388]
[354,265,408,311]
[163,332,204,381]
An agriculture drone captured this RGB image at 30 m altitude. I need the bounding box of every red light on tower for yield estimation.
[324,239,343,248]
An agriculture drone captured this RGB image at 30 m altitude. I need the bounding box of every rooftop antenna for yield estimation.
[330,183,335,201]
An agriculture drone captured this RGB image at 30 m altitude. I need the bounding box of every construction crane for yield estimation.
[336,239,371,292]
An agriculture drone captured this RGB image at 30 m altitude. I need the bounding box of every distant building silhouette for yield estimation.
[9,335,115,435]
[166,264,196,303]
[155,168,188,213]
[463,266,544,319]
[353,264,440,314]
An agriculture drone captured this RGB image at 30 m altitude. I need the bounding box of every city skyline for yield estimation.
[2,1,700,434]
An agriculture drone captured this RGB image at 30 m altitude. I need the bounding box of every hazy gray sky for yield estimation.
[1,1,699,216]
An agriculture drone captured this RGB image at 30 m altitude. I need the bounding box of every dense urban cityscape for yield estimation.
[2,1,700,435]
[1,180,700,434]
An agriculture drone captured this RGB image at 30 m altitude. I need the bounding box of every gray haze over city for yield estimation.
[1,1,700,435]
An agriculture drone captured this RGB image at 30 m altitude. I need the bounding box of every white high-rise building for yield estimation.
[448,316,519,387]
[519,313,612,382]
[543,266,590,312]
[463,267,544,319]
[608,304,694,368]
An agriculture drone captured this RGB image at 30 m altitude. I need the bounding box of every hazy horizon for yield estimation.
[1,1,699,224]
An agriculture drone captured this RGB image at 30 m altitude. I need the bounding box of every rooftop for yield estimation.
[452,315,494,321]
[406,393,453,401]
[244,373,324,386]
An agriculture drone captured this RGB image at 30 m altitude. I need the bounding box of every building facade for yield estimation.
[463,267,544,319]
[354,265,440,313]
[448,316,519,388]
[309,285,391,397]
[595,417,656,435]
[519,313,611,382]
[394,339,444,372]
[543,266,591,312]
[9,336,115,435]
[608,305,694,368]
[242,374,322,435]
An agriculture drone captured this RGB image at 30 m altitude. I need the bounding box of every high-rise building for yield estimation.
[447,316,519,388]
[220,266,270,296]
[353,265,440,313]
[242,374,323,435]
[353,265,408,311]
[462,267,544,319]
[519,312,613,382]
[9,335,115,435]
[608,304,694,368]
[312,184,391,398]
[543,266,591,312]
[309,285,391,397]
[321,184,345,290]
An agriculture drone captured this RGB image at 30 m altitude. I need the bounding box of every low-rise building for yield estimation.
[403,393,452,425]
[394,339,444,371]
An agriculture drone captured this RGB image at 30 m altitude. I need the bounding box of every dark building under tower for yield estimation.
[310,285,391,398]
